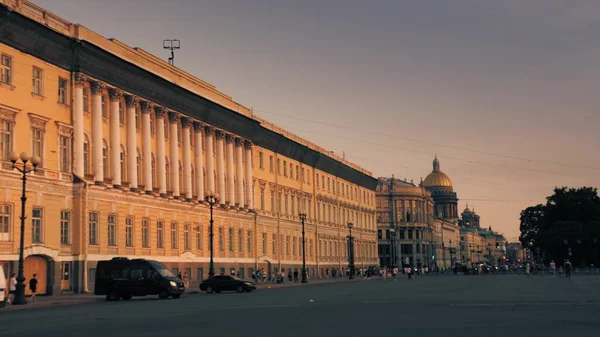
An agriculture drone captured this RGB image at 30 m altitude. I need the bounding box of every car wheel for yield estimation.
[172,294,181,299]
[206,286,214,294]
[107,289,120,301]
[158,290,168,299]
[236,285,244,293]
[121,294,132,301]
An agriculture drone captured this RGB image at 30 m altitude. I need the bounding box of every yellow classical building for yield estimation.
[0,0,378,295]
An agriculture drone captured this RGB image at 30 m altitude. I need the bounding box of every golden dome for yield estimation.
[423,156,453,188]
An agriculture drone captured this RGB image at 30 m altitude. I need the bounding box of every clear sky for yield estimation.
[34,0,600,239]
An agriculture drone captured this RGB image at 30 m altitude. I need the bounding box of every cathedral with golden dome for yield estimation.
[420,157,459,221]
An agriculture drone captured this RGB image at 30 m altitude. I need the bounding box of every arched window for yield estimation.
[178,161,183,194]
[120,145,126,182]
[191,164,196,197]
[151,153,156,188]
[136,149,142,186]
[165,157,170,191]
[102,140,109,179]
[83,134,90,175]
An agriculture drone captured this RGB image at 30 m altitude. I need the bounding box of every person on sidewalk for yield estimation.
[28,274,38,303]
[550,260,556,278]
[564,260,572,278]
[293,269,299,283]
[8,273,16,305]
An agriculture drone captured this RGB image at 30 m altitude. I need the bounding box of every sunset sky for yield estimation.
[35,0,600,239]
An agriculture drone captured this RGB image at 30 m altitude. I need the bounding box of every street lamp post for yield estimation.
[9,152,40,305]
[299,213,308,283]
[389,228,396,267]
[205,192,219,278]
[347,222,355,280]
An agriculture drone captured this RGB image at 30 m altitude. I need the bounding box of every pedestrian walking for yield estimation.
[564,260,572,278]
[8,273,16,305]
[28,274,38,303]
[550,260,556,278]
[183,272,190,289]
[293,269,299,283]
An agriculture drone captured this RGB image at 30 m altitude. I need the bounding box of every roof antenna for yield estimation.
[163,39,180,66]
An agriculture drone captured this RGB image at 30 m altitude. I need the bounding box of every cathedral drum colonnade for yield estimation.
[0,0,378,295]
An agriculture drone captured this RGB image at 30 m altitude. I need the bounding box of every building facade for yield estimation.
[0,0,378,295]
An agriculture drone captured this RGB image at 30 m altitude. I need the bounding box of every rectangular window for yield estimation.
[60,210,70,245]
[89,212,98,245]
[0,54,12,85]
[0,204,11,241]
[270,191,275,213]
[195,224,202,250]
[125,217,133,247]
[108,214,117,246]
[296,166,299,181]
[269,156,274,172]
[262,232,266,254]
[59,135,71,173]
[238,228,243,252]
[272,233,276,255]
[171,222,178,249]
[247,231,253,252]
[0,119,13,161]
[32,67,43,95]
[293,237,297,257]
[157,221,164,248]
[142,219,149,248]
[31,128,43,165]
[58,78,68,104]
[228,228,234,252]
[316,174,320,187]
[183,223,190,250]
[83,88,90,112]
[260,187,265,210]
[283,161,287,177]
[289,163,293,179]
[219,227,224,251]
[118,101,124,124]
[259,152,264,169]
[32,208,43,243]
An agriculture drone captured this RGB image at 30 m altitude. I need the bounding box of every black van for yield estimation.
[94,257,185,301]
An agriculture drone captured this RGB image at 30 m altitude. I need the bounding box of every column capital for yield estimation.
[154,106,167,118]
[108,88,123,101]
[125,95,138,108]
[244,140,253,149]
[225,133,234,143]
[234,137,244,146]
[90,81,105,95]
[193,121,204,132]
[139,100,154,113]
[181,116,191,128]
[74,72,89,86]
[215,129,225,139]
[204,125,214,135]
[168,111,179,123]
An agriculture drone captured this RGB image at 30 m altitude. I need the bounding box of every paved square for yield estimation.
[1,275,599,337]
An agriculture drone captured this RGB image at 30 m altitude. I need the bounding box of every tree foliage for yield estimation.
[519,187,600,266]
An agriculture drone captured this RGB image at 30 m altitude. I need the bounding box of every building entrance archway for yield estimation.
[24,255,50,295]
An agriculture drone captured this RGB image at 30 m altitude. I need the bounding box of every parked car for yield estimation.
[94,257,185,301]
[200,275,256,293]
[0,263,6,307]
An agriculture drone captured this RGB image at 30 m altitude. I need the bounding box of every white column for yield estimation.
[225,134,235,206]
[215,131,226,205]
[182,117,192,201]
[193,122,205,202]
[168,111,180,198]
[235,138,244,207]
[73,75,85,176]
[141,101,153,194]
[155,107,167,197]
[108,89,121,188]
[244,141,253,209]
[91,81,104,185]
[125,95,138,191]
[204,126,215,195]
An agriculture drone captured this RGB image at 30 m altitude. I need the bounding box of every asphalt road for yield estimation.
[1,274,599,337]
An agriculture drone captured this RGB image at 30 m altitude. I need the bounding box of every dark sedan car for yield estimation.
[200,276,256,294]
